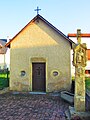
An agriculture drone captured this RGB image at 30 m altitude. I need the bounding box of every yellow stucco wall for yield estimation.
[10,19,71,92]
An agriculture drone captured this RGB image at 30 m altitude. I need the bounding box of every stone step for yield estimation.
[60,91,74,104]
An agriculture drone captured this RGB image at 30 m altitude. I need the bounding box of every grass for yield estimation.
[72,77,90,91]
[0,73,9,88]
[0,74,7,78]
[0,72,10,78]
[85,77,90,91]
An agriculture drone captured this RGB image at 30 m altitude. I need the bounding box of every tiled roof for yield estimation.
[87,49,90,60]
[0,39,7,54]
[0,39,7,42]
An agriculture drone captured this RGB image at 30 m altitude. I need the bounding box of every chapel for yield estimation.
[6,14,74,92]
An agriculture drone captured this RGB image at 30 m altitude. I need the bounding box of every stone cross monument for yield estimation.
[67,30,90,119]
[73,29,87,111]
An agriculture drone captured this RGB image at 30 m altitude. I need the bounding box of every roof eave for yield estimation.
[5,14,75,47]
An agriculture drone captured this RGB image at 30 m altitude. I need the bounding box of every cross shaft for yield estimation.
[68,29,90,44]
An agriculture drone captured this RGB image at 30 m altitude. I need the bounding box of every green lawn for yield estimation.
[0,74,7,78]
[72,77,90,91]
[0,73,9,89]
[85,77,90,90]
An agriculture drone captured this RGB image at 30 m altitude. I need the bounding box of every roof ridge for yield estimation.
[5,14,75,47]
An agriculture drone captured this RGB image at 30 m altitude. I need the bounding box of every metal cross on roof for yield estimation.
[34,6,41,15]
